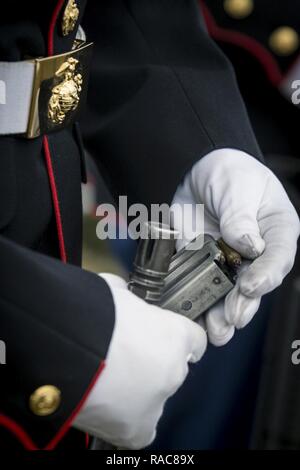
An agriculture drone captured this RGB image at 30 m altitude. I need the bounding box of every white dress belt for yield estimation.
[0,61,35,135]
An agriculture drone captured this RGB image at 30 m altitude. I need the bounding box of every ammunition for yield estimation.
[217,238,242,268]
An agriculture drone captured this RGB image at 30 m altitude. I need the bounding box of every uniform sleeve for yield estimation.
[81,0,262,209]
[0,235,115,449]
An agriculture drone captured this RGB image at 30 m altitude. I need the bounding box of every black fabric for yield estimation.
[0,236,114,448]
[81,0,262,209]
[0,0,114,449]
[46,130,83,266]
[0,0,262,449]
[220,45,300,159]
[0,120,114,450]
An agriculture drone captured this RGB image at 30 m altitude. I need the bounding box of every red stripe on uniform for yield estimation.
[45,0,68,263]
[44,361,106,450]
[42,135,67,263]
[47,0,65,56]
[0,415,38,450]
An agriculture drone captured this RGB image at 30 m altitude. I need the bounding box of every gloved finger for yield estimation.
[98,273,128,290]
[199,152,268,259]
[238,208,299,298]
[224,284,261,329]
[181,316,207,363]
[206,301,235,346]
[132,429,157,450]
[220,210,265,260]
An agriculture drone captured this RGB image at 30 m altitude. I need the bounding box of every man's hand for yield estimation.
[172,149,300,346]
[73,273,207,449]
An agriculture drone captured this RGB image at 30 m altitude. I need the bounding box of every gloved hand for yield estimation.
[73,273,207,449]
[172,149,300,346]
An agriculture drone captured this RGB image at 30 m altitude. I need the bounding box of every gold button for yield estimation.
[29,385,61,416]
[269,26,299,56]
[224,0,254,19]
[62,0,79,36]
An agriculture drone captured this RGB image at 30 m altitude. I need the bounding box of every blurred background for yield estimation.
[81,155,134,277]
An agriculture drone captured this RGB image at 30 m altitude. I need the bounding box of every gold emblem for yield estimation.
[48,57,83,125]
[224,0,254,19]
[62,0,79,36]
[269,27,299,56]
[29,385,61,416]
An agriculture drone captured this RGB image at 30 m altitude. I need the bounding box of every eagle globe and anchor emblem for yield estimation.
[48,56,83,125]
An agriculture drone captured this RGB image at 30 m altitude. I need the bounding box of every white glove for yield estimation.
[73,273,207,449]
[172,149,300,346]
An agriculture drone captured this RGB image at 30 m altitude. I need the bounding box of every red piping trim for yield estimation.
[47,0,65,56]
[45,1,68,263]
[199,1,283,86]
[0,361,105,450]
[43,136,67,263]
[44,361,105,450]
[0,415,38,450]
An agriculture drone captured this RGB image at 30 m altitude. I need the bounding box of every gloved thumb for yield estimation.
[220,214,265,260]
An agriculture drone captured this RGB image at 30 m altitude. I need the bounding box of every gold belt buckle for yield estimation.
[26,41,93,139]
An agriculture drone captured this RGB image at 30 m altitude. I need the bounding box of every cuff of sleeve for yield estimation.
[0,360,106,450]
